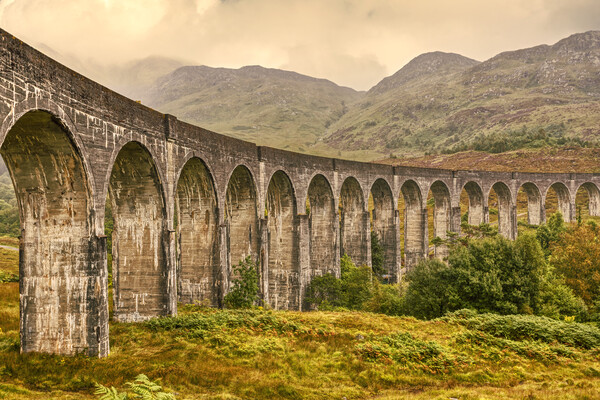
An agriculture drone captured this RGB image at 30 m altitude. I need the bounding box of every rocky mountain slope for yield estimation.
[323,31,600,159]
[101,31,600,161]
[142,65,361,152]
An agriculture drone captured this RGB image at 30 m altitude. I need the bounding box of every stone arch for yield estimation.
[489,182,514,239]
[307,174,337,277]
[109,141,169,322]
[0,109,108,356]
[265,170,300,310]
[340,176,369,266]
[518,182,543,225]
[545,182,572,222]
[225,165,259,267]
[175,157,219,307]
[427,181,451,258]
[576,182,600,218]
[370,178,398,281]
[401,180,425,268]
[461,181,484,226]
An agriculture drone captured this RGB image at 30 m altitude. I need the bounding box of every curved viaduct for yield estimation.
[1,30,600,358]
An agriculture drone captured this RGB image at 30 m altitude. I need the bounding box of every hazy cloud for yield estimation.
[1,0,598,90]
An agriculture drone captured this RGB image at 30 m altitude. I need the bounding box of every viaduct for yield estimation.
[1,30,599,358]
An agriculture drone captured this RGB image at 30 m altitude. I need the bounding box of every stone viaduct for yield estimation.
[1,30,599,358]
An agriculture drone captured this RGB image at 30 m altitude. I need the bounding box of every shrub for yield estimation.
[404,233,580,319]
[443,310,600,349]
[370,231,385,281]
[364,280,405,316]
[224,257,259,309]
[340,254,373,310]
[303,254,375,311]
[303,273,342,310]
[550,221,600,310]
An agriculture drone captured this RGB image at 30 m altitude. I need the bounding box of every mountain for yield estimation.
[33,31,600,161]
[143,65,361,153]
[323,31,600,159]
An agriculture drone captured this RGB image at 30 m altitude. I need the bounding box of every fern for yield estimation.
[94,383,127,400]
[94,375,175,399]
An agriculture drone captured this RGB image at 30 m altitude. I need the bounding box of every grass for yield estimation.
[2,256,600,400]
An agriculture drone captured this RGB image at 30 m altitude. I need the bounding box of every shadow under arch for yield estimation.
[518,182,543,225]
[340,176,368,266]
[461,181,484,226]
[400,180,425,268]
[175,157,219,307]
[427,180,451,258]
[265,170,300,310]
[306,174,337,278]
[489,182,514,239]
[370,178,398,281]
[108,141,170,322]
[545,182,572,222]
[1,110,108,356]
[576,182,600,219]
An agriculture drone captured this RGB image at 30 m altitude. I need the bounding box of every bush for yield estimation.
[364,280,405,315]
[443,310,600,349]
[224,257,259,309]
[303,273,342,310]
[370,231,385,280]
[303,254,375,311]
[550,221,600,310]
[403,258,458,319]
[404,233,580,319]
[340,255,373,310]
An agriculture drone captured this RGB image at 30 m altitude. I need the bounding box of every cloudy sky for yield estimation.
[0,0,599,90]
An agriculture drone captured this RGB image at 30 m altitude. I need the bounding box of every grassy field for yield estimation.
[2,242,600,399]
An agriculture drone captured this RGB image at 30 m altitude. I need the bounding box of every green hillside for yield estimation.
[144,65,361,153]
[137,31,600,161]
[324,31,600,160]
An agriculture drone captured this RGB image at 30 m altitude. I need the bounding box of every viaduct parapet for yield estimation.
[1,30,598,357]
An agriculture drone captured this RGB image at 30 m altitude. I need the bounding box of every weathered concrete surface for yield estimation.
[176,158,219,306]
[1,29,600,357]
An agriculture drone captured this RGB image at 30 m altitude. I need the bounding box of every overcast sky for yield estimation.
[1,0,599,90]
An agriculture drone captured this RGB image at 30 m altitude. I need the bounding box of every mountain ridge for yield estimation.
[83,30,600,161]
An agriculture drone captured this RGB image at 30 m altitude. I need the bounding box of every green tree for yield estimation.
[340,254,373,310]
[224,257,259,309]
[404,233,580,319]
[303,273,342,310]
[536,212,566,257]
[370,231,385,280]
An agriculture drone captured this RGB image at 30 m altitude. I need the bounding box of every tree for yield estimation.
[550,222,600,309]
[403,233,581,319]
[370,231,385,281]
[224,257,259,309]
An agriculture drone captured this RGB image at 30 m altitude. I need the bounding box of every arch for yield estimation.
[265,170,300,310]
[339,177,369,266]
[461,181,484,226]
[427,181,451,258]
[109,141,169,322]
[225,165,259,268]
[370,178,398,281]
[489,182,514,239]
[517,182,543,225]
[175,157,219,306]
[545,182,571,222]
[1,110,108,356]
[576,182,600,219]
[307,174,337,278]
[401,180,425,268]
